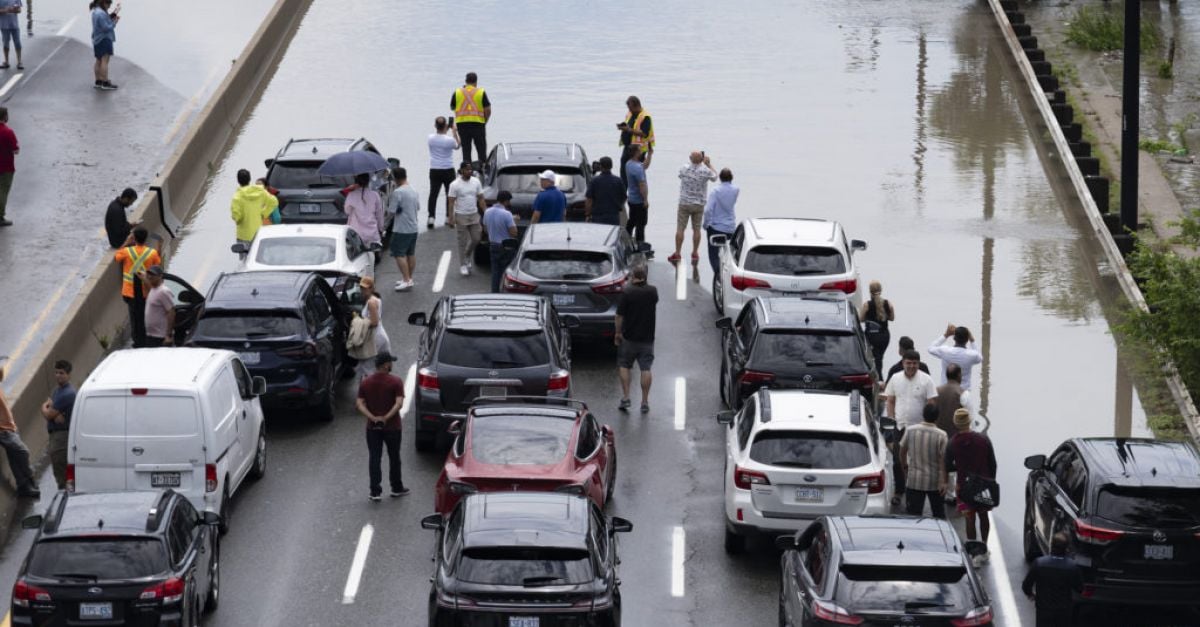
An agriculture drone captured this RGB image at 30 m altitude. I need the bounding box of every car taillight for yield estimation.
[503,273,536,293]
[66,464,75,492]
[1075,519,1124,545]
[811,598,863,625]
[448,481,477,495]
[840,373,874,388]
[1080,584,1095,599]
[205,464,218,493]
[12,579,51,607]
[730,274,771,291]
[555,484,586,495]
[277,342,317,359]
[548,369,570,392]
[436,588,476,608]
[950,606,993,627]
[592,275,628,294]
[130,388,148,396]
[738,370,775,389]
[139,577,185,605]
[850,471,885,494]
[733,466,770,490]
[819,279,857,294]
[418,368,440,392]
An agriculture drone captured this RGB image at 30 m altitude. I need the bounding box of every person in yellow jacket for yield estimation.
[114,226,160,347]
[617,95,654,183]
[230,168,278,250]
[450,72,491,164]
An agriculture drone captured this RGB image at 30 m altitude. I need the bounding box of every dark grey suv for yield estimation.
[408,294,576,452]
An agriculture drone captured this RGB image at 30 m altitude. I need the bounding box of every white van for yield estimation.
[68,348,267,531]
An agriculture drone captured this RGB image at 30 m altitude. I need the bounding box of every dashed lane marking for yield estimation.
[400,362,416,416]
[55,16,77,37]
[671,526,686,597]
[341,523,375,605]
[674,377,686,431]
[0,73,22,99]
[431,250,451,293]
[675,262,687,301]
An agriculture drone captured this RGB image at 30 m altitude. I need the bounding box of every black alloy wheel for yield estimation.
[218,487,231,535]
[204,545,220,612]
[712,273,724,316]
[248,427,267,480]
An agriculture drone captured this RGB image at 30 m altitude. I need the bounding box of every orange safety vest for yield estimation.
[119,245,159,298]
[454,86,487,124]
[621,110,655,152]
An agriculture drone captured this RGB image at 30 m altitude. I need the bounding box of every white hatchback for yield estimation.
[711,218,866,318]
[719,388,892,554]
[238,223,375,281]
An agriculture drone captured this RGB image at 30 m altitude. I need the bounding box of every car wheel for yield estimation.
[415,429,435,453]
[611,589,622,627]
[427,590,439,627]
[188,595,201,627]
[248,427,267,480]
[218,487,230,535]
[605,451,617,505]
[1023,505,1042,562]
[315,387,336,422]
[724,527,744,555]
[712,272,724,316]
[204,545,220,613]
[778,585,790,627]
[719,357,729,408]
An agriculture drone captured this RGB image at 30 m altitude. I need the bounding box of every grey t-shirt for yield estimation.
[388,185,421,234]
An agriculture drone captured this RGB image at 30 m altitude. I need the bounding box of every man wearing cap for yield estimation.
[585,156,626,227]
[143,265,175,347]
[483,191,518,293]
[944,408,997,547]
[356,351,409,502]
[104,187,138,248]
[615,266,658,413]
[531,169,566,225]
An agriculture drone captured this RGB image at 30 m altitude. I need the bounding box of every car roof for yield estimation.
[523,223,619,250]
[754,295,856,330]
[461,493,589,551]
[206,271,314,310]
[274,137,364,161]
[756,390,867,434]
[1074,438,1200,488]
[745,218,840,245]
[444,294,546,332]
[253,224,350,241]
[496,142,584,167]
[47,491,171,536]
[831,516,964,568]
[86,347,229,388]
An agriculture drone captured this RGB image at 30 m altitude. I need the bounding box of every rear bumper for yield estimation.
[258,372,321,409]
[566,311,617,338]
[12,607,183,626]
[1079,579,1200,606]
[414,402,466,435]
[724,486,887,535]
[432,606,616,627]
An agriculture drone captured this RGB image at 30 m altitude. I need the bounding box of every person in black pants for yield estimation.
[1022,533,1082,626]
[450,72,491,163]
[356,352,410,502]
[426,117,460,228]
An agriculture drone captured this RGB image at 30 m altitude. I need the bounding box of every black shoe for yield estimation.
[390,488,411,498]
[100,81,118,91]
[18,488,40,499]
[0,218,11,227]
[618,398,631,412]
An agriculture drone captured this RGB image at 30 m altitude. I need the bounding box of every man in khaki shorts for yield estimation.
[669,151,717,263]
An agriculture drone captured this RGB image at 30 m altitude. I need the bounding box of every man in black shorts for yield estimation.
[615,266,658,413]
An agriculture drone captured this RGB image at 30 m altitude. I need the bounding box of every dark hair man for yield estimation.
[0,106,18,226]
[1022,532,1082,626]
[105,187,139,248]
[585,156,626,227]
[615,266,658,414]
[451,72,491,163]
[41,359,75,489]
[357,351,409,502]
[114,225,160,347]
[899,403,947,519]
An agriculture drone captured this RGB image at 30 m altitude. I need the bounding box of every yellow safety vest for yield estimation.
[621,110,655,152]
[454,86,487,124]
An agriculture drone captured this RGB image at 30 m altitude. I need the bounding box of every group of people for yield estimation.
[0,357,76,500]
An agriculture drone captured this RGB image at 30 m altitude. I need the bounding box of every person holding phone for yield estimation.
[618,95,654,183]
[0,0,23,71]
[90,0,120,90]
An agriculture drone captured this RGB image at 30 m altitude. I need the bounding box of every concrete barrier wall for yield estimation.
[0,0,314,526]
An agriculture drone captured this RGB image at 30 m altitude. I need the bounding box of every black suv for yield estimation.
[421,492,631,627]
[777,515,993,626]
[183,271,354,420]
[409,294,576,451]
[716,295,876,409]
[13,490,220,627]
[503,223,646,339]
[1023,438,1200,607]
[264,137,396,236]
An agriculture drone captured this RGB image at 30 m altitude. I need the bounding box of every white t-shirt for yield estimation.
[428,133,458,170]
[883,370,938,427]
[448,177,483,215]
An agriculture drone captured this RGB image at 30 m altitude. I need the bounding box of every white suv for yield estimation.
[719,388,892,554]
[711,218,866,318]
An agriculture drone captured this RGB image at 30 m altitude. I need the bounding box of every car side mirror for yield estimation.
[230,242,249,255]
[263,158,274,169]
[708,233,728,247]
[559,314,581,329]
[250,376,267,397]
[202,512,222,526]
[21,515,42,530]
[408,312,428,327]
[610,517,633,534]
[387,157,400,168]
[1024,454,1047,471]
[421,514,444,530]
[851,239,868,251]
[716,410,735,426]
[774,534,798,551]
[715,317,733,331]
[447,420,462,436]
[179,290,204,305]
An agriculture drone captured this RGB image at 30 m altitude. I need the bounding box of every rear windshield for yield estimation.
[255,237,337,266]
[519,250,612,280]
[471,415,574,465]
[194,313,306,340]
[457,547,593,585]
[744,246,846,276]
[27,538,168,580]
[751,331,865,372]
[266,161,354,190]
[834,566,973,613]
[1096,487,1200,527]
[438,331,549,369]
[497,167,582,193]
[750,431,871,469]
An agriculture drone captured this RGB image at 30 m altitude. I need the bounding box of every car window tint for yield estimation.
[27,539,169,579]
[735,307,757,348]
[346,229,366,259]
[266,161,354,189]
[1096,488,1200,527]
[232,359,253,398]
[255,237,337,266]
[437,331,549,369]
[731,224,745,261]
[168,508,194,565]
[1065,457,1087,508]
[590,505,608,561]
[519,250,613,280]
[470,415,573,465]
[751,331,865,372]
[456,547,594,585]
[576,415,599,458]
[195,313,306,340]
[444,507,464,564]
[497,167,582,193]
[804,527,829,594]
[834,568,972,613]
[744,245,846,275]
[311,288,332,322]
[736,401,756,451]
[750,431,871,469]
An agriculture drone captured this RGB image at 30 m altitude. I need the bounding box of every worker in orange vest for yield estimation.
[451,72,491,164]
[114,226,161,348]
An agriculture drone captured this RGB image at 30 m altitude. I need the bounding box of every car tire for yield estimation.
[315,387,336,422]
[605,451,617,505]
[724,527,745,555]
[218,487,231,535]
[1023,505,1042,562]
[188,596,201,627]
[712,272,724,316]
[611,589,622,627]
[778,585,790,627]
[427,590,439,627]
[415,429,435,453]
[247,427,267,481]
[204,544,220,613]
[719,357,729,408]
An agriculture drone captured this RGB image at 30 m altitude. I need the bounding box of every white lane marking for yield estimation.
[675,262,687,301]
[342,524,375,604]
[431,250,451,293]
[986,533,1023,626]
[56,16,78,37]
[671,526,686,597]
[0,74,22,99]
[673,377,686,431]
[400,362,417,415]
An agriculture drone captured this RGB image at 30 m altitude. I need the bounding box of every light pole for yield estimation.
[1121,0,1140,233]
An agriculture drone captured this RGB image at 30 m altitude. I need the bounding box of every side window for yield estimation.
[232,359,253,399]
[1065,457,1088,508]
[443,506,465,566]
[730,224,745,262]
[175,499,200,543]
[346,229,366,259]
[736,308,757,348]
[311,288,333,323]
[803,524,829,593]
[589,505,609,564]
[167,506,195,565]
[1050,448,1073,487]
[302,296,319,336]
[736,398,756,451]
[576,416,598,458]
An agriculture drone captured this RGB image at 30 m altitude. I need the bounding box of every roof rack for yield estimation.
[43,491,70,534]
[849,390,862,426]
[470,396,588,411]
[145,491,174,532]
[758,388,772,424]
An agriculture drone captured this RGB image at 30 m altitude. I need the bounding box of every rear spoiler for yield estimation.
[470,396,587,411]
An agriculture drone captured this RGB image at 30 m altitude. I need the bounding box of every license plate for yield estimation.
[239,351,260,365]
[795,487,823,502]
[479,386,506,398]
[552,294,575,306]
[151,472,181,488]
[1145,544,1174,560]
[298,202,323,214]
[508,618,539,627]
[79,602,113,620]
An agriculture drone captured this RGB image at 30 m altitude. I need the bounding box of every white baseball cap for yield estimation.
[539,170,557,181]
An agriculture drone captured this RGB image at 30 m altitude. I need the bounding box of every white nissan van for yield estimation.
[68,348,267,532]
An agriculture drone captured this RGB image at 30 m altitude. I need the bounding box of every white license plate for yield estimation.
[795,487,823,502]
[151,472,181,488]
[552,294,575,306]
[239,351,260,365]
[80,602,113,620]
[479,386,506,398]
[1145,544,1174,560]
[298,202,323,214]
[508,618,539,627]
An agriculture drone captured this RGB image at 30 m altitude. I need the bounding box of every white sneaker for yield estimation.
[394,280,405,292]
[427,217,435,229]
[460,264,470,276]
[400,279,414,291]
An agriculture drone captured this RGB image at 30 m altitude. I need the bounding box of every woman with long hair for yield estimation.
[89,0,119,90]
[345,172,384,247]
[859,280,894,377]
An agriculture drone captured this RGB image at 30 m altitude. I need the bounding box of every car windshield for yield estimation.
[496,167,582,193]
[749,431,871,469]
[470,415,574,465]
[519,250,612,280]
[835,565,972,613]
[456,547,594,585]
[194,312,306,340]
[438,331,549,369]
[27,538,168,580]
[744,245,846,276]
[1096,487,1200,527]
[255,237,337,266]
[266,160,354,190]
[751,331,865,371]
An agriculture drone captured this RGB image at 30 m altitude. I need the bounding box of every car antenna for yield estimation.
[251,288,259,297]
[896,540,904,552]
[566,228,572,243]
[97,519,104,529]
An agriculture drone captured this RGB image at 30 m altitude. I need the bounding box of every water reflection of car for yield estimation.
[235,224,376,281]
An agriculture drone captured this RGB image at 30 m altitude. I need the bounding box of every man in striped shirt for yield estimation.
[899,404,948,518]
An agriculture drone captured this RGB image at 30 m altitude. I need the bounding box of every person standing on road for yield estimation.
[451,72,491,164]
[355,277,390,382]
[345,172,384,248]
[702,168,738,274]
[929,324,983,390]
[230,168,278,252]
[883,336,929,385]
[899,404,947,519]
[944,408,997,544]
[884,349,937,498]
[934,364,964,437]
[40,359,74,490]
[90,0,119,90]
[584,156,626,226]
[617,95,654,181]
[0,365,39,498]
[615,266,658,414]
[0,0,23,71]
[448,162,485,277]
[531,170,566,225]
[669,151,717,263]
[426,117,460,229]
[483,191,518,293]
[105,188,138,248]
[859,281,893,377]
[0,106,16,227]
[115,226,160,348]
[357,351,410,502]
[624,151,648,243]
[1022,532,1082,627]
[143,265,175,347]
[386,167,420,292]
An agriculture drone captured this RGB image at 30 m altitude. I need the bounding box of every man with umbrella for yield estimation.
[319,151,391,246]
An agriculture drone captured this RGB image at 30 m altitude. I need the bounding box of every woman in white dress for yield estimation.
[356,276,391,380]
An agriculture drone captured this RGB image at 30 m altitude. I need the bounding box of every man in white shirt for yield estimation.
[928,324,983,390]
[447,161,485,276]
[883,349,938,499]
[426,117,460,229]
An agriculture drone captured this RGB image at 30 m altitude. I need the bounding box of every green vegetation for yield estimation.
[1158,61,1174,79]
[1065,5,1159,52]
[1139,138,1183,153]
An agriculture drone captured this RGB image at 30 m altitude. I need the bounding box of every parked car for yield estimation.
[183,271,354,420]
[435,397,616,515]
[234,223,376,281]
[777,515,993,626]
[13,490,220,627]
[421,492,631,627]
[719,389,892,554]
[408,294,576,452]
[68,348,266,532]
[711,218,867,318]
[1023,438,1200,607]
[716,295,876,410]
[502,223,645,339]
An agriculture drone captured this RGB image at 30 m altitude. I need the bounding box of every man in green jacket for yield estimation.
[230,168,278,253]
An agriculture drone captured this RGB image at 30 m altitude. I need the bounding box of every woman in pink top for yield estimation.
[344,172,384,246]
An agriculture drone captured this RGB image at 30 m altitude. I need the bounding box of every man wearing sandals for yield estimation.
[615,266,657,414]
[0,0,22,71]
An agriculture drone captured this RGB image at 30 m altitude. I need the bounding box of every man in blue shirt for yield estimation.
[625,151,648,243]
[482,191,518,293]
[531,170,566,224]
[702,168,739,274]
[41,359,75,489]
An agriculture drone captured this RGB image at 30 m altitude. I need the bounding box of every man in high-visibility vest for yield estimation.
[114,226,160,348]
[450,72,491,164]
[617,95,654,183]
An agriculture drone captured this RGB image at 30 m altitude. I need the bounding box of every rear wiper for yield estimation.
[790,270,825,275]
[770,461,812,468]
[522,576,563,587]
[905,602,954,612]
[52,573,99,581]
[560,273,593,280]
[307,183,341,188]
[804,361,834,367]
